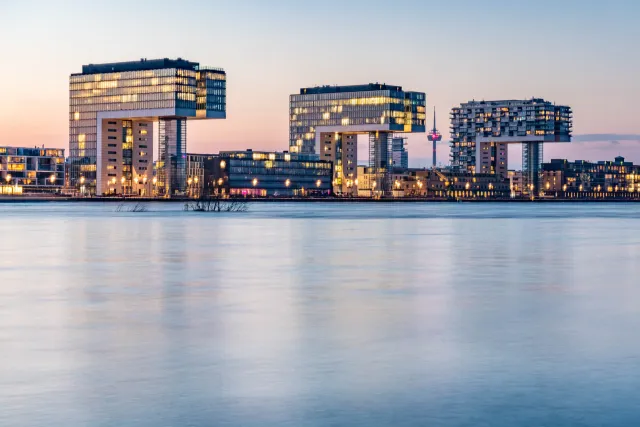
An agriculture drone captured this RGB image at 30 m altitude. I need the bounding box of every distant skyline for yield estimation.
[1,0,639,167]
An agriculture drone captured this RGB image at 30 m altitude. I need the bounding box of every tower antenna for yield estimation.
[427,106,442,168]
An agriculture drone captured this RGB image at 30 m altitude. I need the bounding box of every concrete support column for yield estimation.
[369,131,391,195]
[522,142,543,194]
[158,118,187,197]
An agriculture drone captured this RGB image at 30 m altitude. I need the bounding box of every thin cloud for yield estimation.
[573,134,640,143]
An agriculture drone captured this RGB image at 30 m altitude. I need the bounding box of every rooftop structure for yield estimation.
[69,57,226,196]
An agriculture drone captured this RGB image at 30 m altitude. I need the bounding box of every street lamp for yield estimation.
[50,174,56,184]
[316,179,322,188]
[5,174,11,184]
[285,178,291,187]
[252,178,258,186]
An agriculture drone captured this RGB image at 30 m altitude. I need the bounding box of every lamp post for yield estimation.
[142,176,148,196]
[80,176,86,196]
[5,174,11,185]
[187,177,193,198]
[152,176,157,197]
[121,176,126,196]
[134,176,139,196]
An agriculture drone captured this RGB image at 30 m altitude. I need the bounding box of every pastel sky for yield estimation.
[1,0,639,168]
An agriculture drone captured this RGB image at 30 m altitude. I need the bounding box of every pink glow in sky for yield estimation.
[1,0,639,167]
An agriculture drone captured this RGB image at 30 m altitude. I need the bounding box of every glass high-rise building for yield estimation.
[69,58,226,196]
[289,84,425,194]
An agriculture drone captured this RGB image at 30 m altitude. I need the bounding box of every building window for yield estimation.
[108,136,117,140]
[108,151,117,155]
[108,121,117,125]
[108,129,117,133]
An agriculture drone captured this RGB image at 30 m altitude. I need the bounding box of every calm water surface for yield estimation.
[1,202,640,426]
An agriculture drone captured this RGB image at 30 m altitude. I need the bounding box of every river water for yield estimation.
[1,202,640,426]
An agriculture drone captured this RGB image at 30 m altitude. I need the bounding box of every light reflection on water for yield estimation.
[1,202,640,426]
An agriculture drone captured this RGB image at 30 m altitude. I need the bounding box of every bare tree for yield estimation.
[116,203,148,213]
[184,193,248,213]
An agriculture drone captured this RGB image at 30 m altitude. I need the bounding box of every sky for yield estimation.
[1,0,639,168]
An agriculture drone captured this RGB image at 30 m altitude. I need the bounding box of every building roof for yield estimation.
[456,98,570,108]
[76,58,225,75]
[299,83,403,95]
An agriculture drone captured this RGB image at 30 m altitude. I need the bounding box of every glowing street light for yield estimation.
[187,177,193,185]
[5,174,11,183]
[80,176,85,185]
[285,179,291,187]
[194,176,199,184]
[316,180,322,188]
[50,174,56,184]
[252,178,258,187]
[134,176,139,185]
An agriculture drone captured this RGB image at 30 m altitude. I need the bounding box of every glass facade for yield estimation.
[198,151,332,196]
[69,58,226,193]
[289,84,426,154]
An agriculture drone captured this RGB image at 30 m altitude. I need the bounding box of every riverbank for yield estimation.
[1,196,640,203]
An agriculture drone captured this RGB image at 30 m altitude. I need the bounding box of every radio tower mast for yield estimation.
[427,107,442,168]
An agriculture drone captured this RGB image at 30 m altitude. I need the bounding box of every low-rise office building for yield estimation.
[188,150,333,197]
[542,157,640,198]
[0,146,65,194]
[357,166,509,198]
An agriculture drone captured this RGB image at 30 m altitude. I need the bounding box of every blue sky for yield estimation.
[1,0,639,167]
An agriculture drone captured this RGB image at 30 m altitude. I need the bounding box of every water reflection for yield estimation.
[1,203,640,426]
